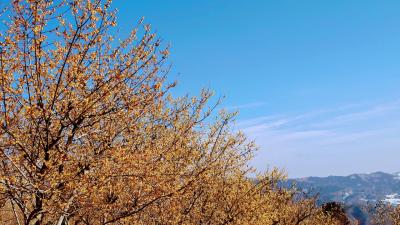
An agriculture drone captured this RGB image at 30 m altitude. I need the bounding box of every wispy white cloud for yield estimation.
[240,100,400,137]
[238,99,400,177]
[236,102,369,132]
[309,100,400,129]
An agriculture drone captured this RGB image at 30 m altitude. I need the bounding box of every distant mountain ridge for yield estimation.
[286,172,400,225]
[288,171,400,205]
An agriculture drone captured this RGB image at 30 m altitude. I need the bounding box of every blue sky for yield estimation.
[112,0,400,177]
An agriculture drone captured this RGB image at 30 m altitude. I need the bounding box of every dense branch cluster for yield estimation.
[0,0,380,224]
[369,203,400,225]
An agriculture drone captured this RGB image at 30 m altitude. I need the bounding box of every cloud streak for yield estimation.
[238,100,400,177]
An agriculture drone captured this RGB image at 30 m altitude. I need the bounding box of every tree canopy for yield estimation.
[0,0,366,224]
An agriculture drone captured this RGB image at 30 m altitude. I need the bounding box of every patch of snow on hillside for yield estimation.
[383,193,400,205]
[343,191,352,200]
[360,198,376,202]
